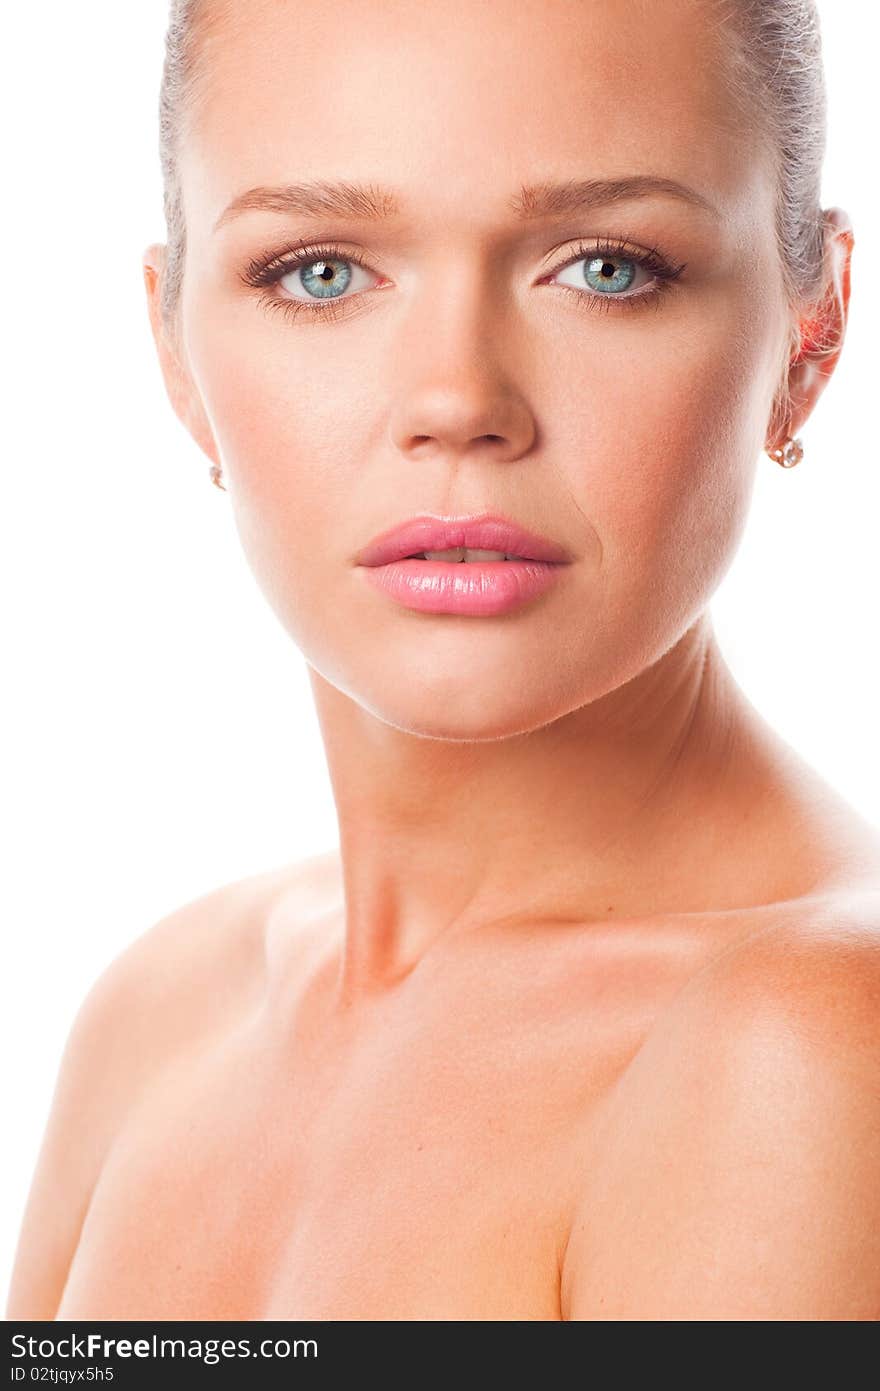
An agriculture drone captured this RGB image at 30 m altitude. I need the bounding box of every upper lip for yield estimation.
[356,513,572,566]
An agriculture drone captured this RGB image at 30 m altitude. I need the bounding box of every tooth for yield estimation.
[422,547,511,562]
[424,547,466,561]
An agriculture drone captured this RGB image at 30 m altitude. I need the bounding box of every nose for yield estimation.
[390,377,536,462]
[388,283,536,463]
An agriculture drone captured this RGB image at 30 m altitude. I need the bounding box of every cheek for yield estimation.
[554,296,779,625]
[184,311,379,630]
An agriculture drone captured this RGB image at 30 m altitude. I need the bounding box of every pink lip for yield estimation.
[356,513,572,567]
[356,513,572,617]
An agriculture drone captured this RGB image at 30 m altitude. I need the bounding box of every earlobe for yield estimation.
[141,243,220,468]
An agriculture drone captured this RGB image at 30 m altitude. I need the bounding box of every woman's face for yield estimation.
[162,0,793,738]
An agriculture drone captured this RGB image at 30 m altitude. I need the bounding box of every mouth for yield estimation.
[356,513,572,568]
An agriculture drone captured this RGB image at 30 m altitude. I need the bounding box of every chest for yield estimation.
[55,915,716,1322]
[56,1010,592,1320]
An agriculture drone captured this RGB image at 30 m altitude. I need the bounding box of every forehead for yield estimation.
[181,0,764,235]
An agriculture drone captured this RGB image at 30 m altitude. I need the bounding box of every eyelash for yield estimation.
[239,235,687,324]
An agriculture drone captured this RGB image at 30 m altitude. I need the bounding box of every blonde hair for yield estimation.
[157,0,224,335]
[718,0,829,311]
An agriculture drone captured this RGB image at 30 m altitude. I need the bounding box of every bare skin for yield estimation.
[9,635,880,1320]
[7,0,880,1319]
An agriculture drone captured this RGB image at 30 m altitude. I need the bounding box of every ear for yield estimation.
[142,243,220,467]
[767,207,854,452]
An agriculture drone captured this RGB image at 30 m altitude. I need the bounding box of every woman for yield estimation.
[8,0,879,1321]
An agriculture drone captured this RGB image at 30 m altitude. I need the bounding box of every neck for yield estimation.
[307,612,795,1002]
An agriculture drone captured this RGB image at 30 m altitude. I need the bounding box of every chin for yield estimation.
[358,681,579,743]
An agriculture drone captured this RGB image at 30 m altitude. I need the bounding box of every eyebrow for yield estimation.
[212,174,718,232]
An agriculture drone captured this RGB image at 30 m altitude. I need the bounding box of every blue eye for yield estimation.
[271,250,379,304]
[295,257,354,300]
[544,236,690,306]
[553,251,650,297]
[583,256,637,293]
[242,236,685,325]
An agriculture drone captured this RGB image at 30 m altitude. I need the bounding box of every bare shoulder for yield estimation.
[59,858,305,1064]
[688,883,880,1045]
[58,848,337,1062]
[5,852,329,1319]
[562,885,880,1321]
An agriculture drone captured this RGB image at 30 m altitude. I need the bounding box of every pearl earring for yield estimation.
[767,436,804,468]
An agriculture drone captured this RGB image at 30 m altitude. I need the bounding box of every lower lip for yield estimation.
[359,558,567,616]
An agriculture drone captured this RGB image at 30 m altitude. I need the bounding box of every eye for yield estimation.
[241,236,685,325]
[238,242,385,322]
[275,252,379,303]
[552,251,653,298]
[542,242,686,312]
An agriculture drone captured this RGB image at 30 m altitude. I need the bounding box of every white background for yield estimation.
[2,2,877,1305]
